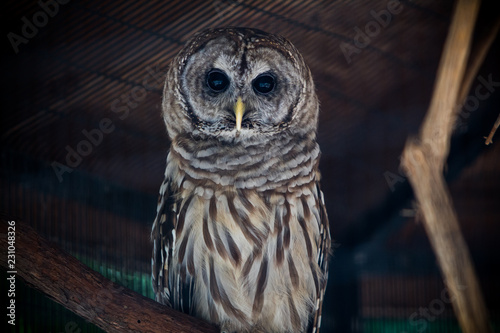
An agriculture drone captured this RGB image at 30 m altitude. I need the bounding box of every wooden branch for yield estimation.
[484,112,500,145]
[0,216,218,333]
[458,17,500,106]
[419,0,479,167]
[458,15,500,146]
[401,1,492,332]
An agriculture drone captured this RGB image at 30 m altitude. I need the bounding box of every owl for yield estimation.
[151,27,331,333]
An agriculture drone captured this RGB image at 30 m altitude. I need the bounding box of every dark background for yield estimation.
[1,0,499,332]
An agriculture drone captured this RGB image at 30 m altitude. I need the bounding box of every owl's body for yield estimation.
[152,28,330,333]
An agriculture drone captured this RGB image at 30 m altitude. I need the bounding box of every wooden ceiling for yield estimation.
[2,0,499,331]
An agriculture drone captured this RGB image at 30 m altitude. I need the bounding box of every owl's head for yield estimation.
[162,27,319,143]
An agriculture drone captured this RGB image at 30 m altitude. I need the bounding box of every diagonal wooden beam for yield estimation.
[0,216,218,333]
[401,0,493,332]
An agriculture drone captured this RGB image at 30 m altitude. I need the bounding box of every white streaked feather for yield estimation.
[171,230,176,251]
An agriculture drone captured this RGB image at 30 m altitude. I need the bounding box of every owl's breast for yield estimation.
[167,131,321,193]
[168,170,323,332]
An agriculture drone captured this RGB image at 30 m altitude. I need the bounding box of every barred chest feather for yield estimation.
[152,135,329,333]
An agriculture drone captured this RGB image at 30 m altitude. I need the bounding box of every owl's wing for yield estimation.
[151,176,196,314]
[309,182,331,333]
[151,177,176,307]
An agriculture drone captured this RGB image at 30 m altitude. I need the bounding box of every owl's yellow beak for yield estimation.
[234,97,245,132]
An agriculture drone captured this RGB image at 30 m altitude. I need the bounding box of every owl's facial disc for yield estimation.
[177,31,313,141]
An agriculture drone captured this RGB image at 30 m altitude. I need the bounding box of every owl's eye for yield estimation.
[252,74,275,95]
[206,69,229,92]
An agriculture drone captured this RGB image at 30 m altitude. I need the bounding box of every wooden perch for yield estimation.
[0,217,218,333]
[401,0,492,332]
